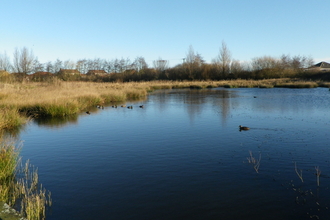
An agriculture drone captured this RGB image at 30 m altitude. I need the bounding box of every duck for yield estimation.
[121,105,126,108]
[139,105,144,108]
[239,125,250,130]
[127,106,133,109]
[86,111,91,115]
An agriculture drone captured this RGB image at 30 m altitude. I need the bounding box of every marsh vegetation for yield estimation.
[0,79,329,131]
[0,137,51,220]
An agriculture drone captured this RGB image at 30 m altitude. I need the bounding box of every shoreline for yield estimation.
[0,79,329,131]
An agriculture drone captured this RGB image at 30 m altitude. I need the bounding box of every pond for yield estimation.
[19,87,330,220]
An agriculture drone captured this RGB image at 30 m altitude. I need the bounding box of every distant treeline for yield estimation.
[0,45,329,82]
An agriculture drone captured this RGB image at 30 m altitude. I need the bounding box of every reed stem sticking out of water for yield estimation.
[0,138,51,220]
[315,166,321,187]
[294,162,304,183]
[247,151,261,173]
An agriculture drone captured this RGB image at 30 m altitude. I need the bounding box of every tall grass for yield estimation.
[0,138,20,205]
[0,138,51,220]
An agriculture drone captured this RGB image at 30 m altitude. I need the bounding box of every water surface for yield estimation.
[20,87,330,219]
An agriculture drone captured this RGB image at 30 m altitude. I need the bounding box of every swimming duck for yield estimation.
[127,106,133,109]
[86,111,91,115]
[239,125,250,130]
[139,105,144,108]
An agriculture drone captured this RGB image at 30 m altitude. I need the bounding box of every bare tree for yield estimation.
[215,41,232,76]
[53,59,63,73]
[184,45,201,79]
[251,56,279,71]
[194,53,204,67]
[113,58,120,73]
[153,58,169,71]
[133,56,148,71]
[13,47,36,74]
[0,51,12,71]
[33,59,44,72]
[185,45,196,64]
[103,59,113,73]
[230,59,243,75]
[291,55,314,69]
[63,59,76,69]
[45,61,54,73]
[76,59,88,74]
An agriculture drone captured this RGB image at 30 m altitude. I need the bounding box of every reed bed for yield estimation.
[0,79,326,130]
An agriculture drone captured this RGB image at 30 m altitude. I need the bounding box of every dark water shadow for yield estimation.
[32,115,79,128]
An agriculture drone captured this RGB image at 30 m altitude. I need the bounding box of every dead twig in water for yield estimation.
[315,166,321,187]
[247,151,261,173]
[294,162,304,183]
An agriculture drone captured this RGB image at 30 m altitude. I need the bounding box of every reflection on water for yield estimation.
[18,87,330,220]
[150,89,237,124]
[33,115,79,128]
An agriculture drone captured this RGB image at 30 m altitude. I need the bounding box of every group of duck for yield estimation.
[85,105,249,131]
[110,104,144,109]
[86,104,144,115]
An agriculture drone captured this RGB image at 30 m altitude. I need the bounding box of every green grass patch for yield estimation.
[19,102,80,118]
[0,107,26,131]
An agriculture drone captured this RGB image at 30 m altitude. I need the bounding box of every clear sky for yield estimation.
[1,0,329,67]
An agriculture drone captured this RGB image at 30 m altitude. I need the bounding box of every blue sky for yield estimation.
[1,0,329,67]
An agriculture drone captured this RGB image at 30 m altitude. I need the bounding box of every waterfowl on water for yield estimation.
[239,125,250,130]
[86,111,91,115]
[139,105,144,108]
[127,106,133,109]
[121,105,126,108]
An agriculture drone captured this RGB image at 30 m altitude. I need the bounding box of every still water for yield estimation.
[20,87,330,219]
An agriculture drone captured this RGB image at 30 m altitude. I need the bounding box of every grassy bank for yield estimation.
[0,138,51,220]
[0,79,329,130]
